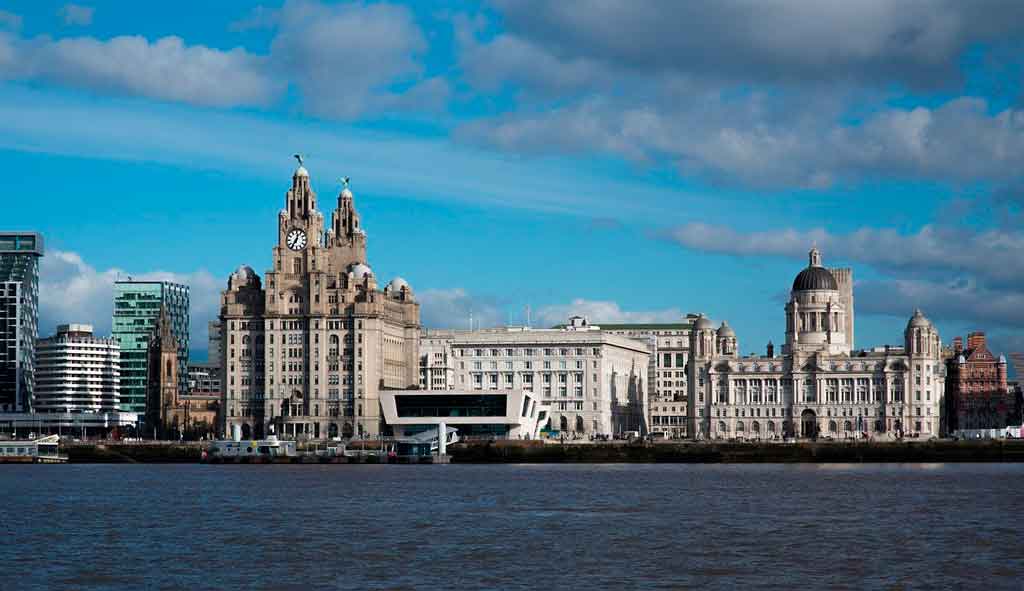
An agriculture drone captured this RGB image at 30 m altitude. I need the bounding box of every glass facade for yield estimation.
[396,394,507,418]
[112,281,189,415]
[0,232,43,412]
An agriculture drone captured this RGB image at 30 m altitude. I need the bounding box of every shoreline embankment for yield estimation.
[51,439,1024,464]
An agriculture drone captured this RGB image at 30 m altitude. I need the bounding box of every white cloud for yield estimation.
[664,222,1024,286]
[417,290,686,331]
[533,299,685,328]
[39,249,222,355]
[856,277,1024,328]
[0,84,704,221]
[485,0,1024,88]
[60,4,94,26]
[39,250,121,336]
[270,0,435,118]
[418,288,505,329]
[0,1,438,117]
[459,31,609,95]
[461,95,1024,189]
[0,34,278,107]
[662,220,1024,332]
[455,3,1024,190]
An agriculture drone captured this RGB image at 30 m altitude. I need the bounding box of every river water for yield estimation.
[2,463,1022,590]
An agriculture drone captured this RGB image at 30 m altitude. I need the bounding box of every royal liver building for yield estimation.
[688,248,945,440]
[220,159,421,440]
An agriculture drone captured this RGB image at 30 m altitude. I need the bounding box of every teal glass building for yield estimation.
[0,232,44,413]
[112,281,189,415]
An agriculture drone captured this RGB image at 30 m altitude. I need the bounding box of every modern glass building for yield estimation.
[112,281,189,415]
[0,232,43,413]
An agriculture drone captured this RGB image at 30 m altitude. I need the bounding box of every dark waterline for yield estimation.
[2,463,1022,590]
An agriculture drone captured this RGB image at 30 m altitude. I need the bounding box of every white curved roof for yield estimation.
[693,316,715,330]
[294,165,309,178]
[349,263,373,280]
[907,308,932,329]
[388,277,410,293]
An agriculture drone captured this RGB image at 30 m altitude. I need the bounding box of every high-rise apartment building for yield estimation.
[0,232,43,412]
[221,161,420,440]
[34,324,120,413]
[112,281,189,415]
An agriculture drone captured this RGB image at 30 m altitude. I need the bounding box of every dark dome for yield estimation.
[792,266,838,291]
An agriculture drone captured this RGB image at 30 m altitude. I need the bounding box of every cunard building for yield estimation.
[220,159,420,440]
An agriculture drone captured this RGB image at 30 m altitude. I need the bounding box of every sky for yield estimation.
[2,1,1023,367]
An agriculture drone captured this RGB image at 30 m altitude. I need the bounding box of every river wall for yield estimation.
[62,443,205,463]
[448,440,1024,463]
[56,440,1024,463]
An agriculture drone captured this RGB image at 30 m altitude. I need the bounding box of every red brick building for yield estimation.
[945,332,1015,432]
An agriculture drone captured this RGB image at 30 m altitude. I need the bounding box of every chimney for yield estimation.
[967,331,986,352]
[953,337,963,355]
[766,341,774,358]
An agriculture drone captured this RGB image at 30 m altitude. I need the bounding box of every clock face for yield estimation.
[286,228,307,251]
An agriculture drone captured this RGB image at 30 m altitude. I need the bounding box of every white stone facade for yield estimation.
[419,335,455,391]
[688,249,945,441]
[600,321,693,439]
[420,322,649,436]
[34,324,120,413]
[381,389,551,440]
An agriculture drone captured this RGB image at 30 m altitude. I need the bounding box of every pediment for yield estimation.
[966,347,994,362]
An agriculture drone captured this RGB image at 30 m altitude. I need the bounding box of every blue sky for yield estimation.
[2,1,1023,366]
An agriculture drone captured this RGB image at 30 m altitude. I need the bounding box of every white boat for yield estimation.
[206,435,296,461]
[0,435,67,463]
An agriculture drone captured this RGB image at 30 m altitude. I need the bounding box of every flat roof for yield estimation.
[0,232,44,255]
[563,323,693,331]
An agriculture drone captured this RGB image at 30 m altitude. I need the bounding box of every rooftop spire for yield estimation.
[809,246,822,267]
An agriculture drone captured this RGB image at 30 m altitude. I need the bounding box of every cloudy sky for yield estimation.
[3,1,1023,364]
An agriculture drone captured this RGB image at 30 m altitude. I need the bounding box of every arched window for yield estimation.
[166,359,172,378]
[828,420,838,433]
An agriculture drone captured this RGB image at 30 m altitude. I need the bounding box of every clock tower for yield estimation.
[220,158,421,441]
